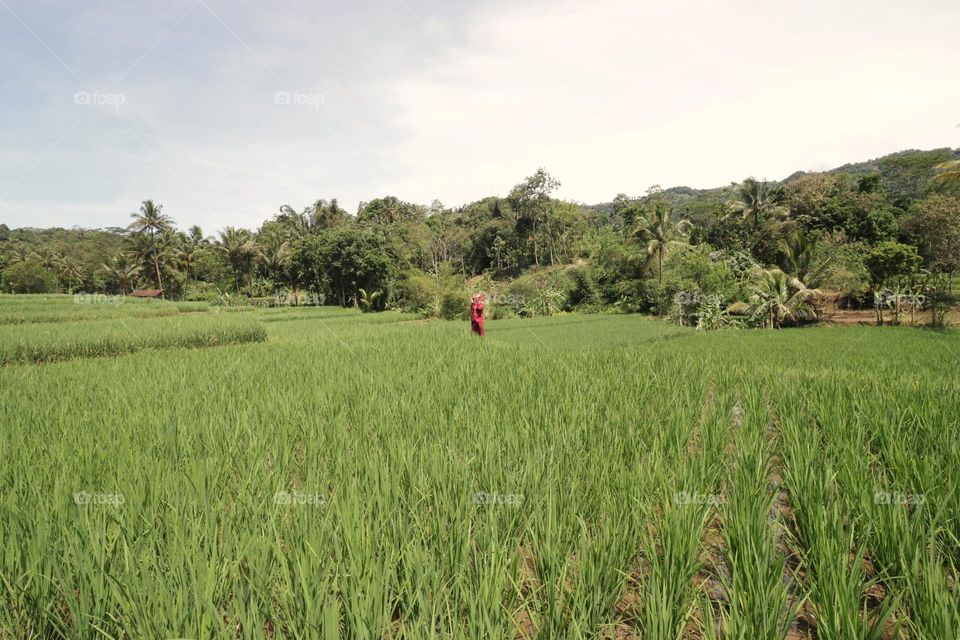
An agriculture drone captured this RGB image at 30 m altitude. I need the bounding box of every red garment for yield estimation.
[470,302,485,336]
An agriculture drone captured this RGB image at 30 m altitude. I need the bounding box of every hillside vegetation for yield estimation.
[2,148,959,328]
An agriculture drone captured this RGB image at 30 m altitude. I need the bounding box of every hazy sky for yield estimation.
[1,0,959,232]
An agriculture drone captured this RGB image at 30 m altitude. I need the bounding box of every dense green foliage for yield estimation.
[2,148,958,327]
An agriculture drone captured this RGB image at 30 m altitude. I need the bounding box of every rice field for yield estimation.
[0,295,209,326]
[0,295,958,639]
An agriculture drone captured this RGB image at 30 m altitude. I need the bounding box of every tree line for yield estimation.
[1,148,958,328]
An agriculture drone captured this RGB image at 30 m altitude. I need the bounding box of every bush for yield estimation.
[566,266,600,309]
[504,279,539,315]
[392,270,439,315]
[656,246,741,321]
[2,262,58,294]
[497,268,573,316]
[609,279,652,313]
[183,281,224,303]
[440,290,469,320]
[928,290,957,329]
[488,304,517,320]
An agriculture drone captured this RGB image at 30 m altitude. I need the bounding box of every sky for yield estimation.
[1,0,959,233]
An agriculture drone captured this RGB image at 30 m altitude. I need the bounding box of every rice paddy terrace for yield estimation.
[1,295,958,638]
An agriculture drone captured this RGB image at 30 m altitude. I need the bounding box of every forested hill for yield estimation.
[5,148,958,240]
[586,147,960,218]
[2,146,958,329]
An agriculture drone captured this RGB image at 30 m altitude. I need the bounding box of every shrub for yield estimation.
[2,262,58,294]
[566,266,600,309]
[392,270,439,315]
[440,290,469,320]
[657,246,741,322]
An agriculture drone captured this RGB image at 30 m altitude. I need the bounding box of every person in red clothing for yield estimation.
[470,293,485,337]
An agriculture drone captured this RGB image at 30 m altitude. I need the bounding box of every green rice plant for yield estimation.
[635,375,725,639]
[843,397,960,638]
[0,297,209,325]
[709,385,800,640]
[0,306,957,637]
[0,314,265,365]
[776,387,901,640]
[787,360,960,639]
[638,491,711,638]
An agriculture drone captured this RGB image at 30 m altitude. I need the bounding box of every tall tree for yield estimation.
[56,256,85,293]
[217,227,259,297]
[864,241,921,325]
[127,200,174,296]
[903,195,960,291]
[259,236,295,300]
[633,198,691,286]
[777,229,834,287]
[100,253,141,294]
[176,239,201,300]
[357,196,423,226]
[509,168,561,267]
[748,267,819,328]
[293,227,391,307]
[187,225,211,246]
[728,178,785,230]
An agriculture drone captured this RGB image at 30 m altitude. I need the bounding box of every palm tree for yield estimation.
[33,246,61,271]
[128,200,175,296]
[128,230,178,295]
[174,226,213,300]
[56,256,85,293]
[6,243,34,264]
[187,225,211,246]
[176,242,198,300]
[259,238,296,302]
[358,288,381,312]
[101,254,141,294]
[777,229,834,287]
[727,178,785,229]
[217,227,259,297]
[931,160,960,188]
[632,200,692,286]
[129,200,174,235]
[748,267,819,328]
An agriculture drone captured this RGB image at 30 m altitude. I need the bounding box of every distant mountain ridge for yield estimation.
[588,147,960,214]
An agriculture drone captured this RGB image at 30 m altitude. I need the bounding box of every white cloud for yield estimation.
[385,0,960,204]
[2,0,959,230]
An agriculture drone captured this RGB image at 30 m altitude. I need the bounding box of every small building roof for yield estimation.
[129,289,164,298]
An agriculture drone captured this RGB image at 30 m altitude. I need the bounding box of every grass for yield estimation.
[0,314,266,365]
[0,302,957,638]
[0,295,209,325]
